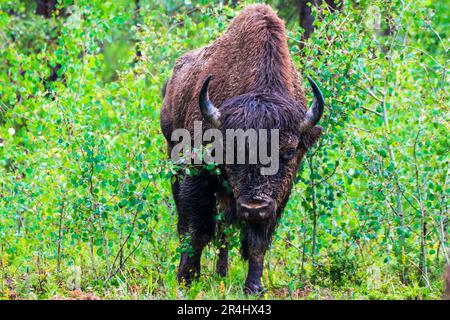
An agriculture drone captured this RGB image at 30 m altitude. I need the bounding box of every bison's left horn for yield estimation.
[199,75,220,127]
[301,76,325,132]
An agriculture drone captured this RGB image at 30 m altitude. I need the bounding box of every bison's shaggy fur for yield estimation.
[161,4,323,293]
[161,4,309,139]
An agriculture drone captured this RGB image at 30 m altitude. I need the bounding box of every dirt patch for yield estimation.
[51,289,100,300]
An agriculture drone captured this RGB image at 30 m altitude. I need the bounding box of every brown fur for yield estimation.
[160,4,322,293]
[161,4,307,142]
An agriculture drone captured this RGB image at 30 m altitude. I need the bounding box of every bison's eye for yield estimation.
[281,149,297,162]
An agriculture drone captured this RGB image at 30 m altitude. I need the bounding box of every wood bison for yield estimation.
[160,4,324,294]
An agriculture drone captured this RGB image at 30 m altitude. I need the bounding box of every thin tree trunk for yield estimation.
[413,129,428,285]
[438,173,449,265]
[35,0,57,18]
[296,0,341,42]
[297,0,317,41]
[308,156,318,267]
[135,0,142,58]
[445,265,450,300]
[56,202,65,274]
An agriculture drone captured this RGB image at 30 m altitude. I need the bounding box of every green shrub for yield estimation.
[0,0,447,299]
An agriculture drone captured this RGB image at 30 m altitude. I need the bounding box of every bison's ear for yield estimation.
[301,125,323,149]
[199,75,221,127]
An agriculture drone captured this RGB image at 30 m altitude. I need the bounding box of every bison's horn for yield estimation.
[199,75,220,127]
[301,76,324,132]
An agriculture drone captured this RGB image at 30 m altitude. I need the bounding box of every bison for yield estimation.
[160,4,324,294]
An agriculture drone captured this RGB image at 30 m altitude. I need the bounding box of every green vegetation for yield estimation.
[0,0,448,299]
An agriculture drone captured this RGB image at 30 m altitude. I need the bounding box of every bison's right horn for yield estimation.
[300,76,325,132]
[199,75,220,127]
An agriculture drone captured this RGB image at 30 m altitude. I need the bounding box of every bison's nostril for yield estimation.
[237,198,275,222]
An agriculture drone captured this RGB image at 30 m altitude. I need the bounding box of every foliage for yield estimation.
[0,0,448,299]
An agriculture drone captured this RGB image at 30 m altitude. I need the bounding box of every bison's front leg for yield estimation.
[241,226,271,294]
[174,174,217,286]
[215,192,236,278]
[244,253,266,294]
[177,232,212,285]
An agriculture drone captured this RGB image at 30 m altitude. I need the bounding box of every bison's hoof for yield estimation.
[244,282,266,295]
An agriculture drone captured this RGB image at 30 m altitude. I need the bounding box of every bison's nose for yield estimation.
[237,199,275,223]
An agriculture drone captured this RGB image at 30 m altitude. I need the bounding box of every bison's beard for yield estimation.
[240,221,277,260]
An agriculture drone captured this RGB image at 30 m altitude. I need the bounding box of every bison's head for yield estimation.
[199,75,324,224]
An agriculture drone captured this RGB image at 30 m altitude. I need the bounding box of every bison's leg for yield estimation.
[241,225,273,294]
[177,231,212,285]
[215,191,237,278]
[245,252,266,294]
[174,173,217,286]
[216,227,228,277]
